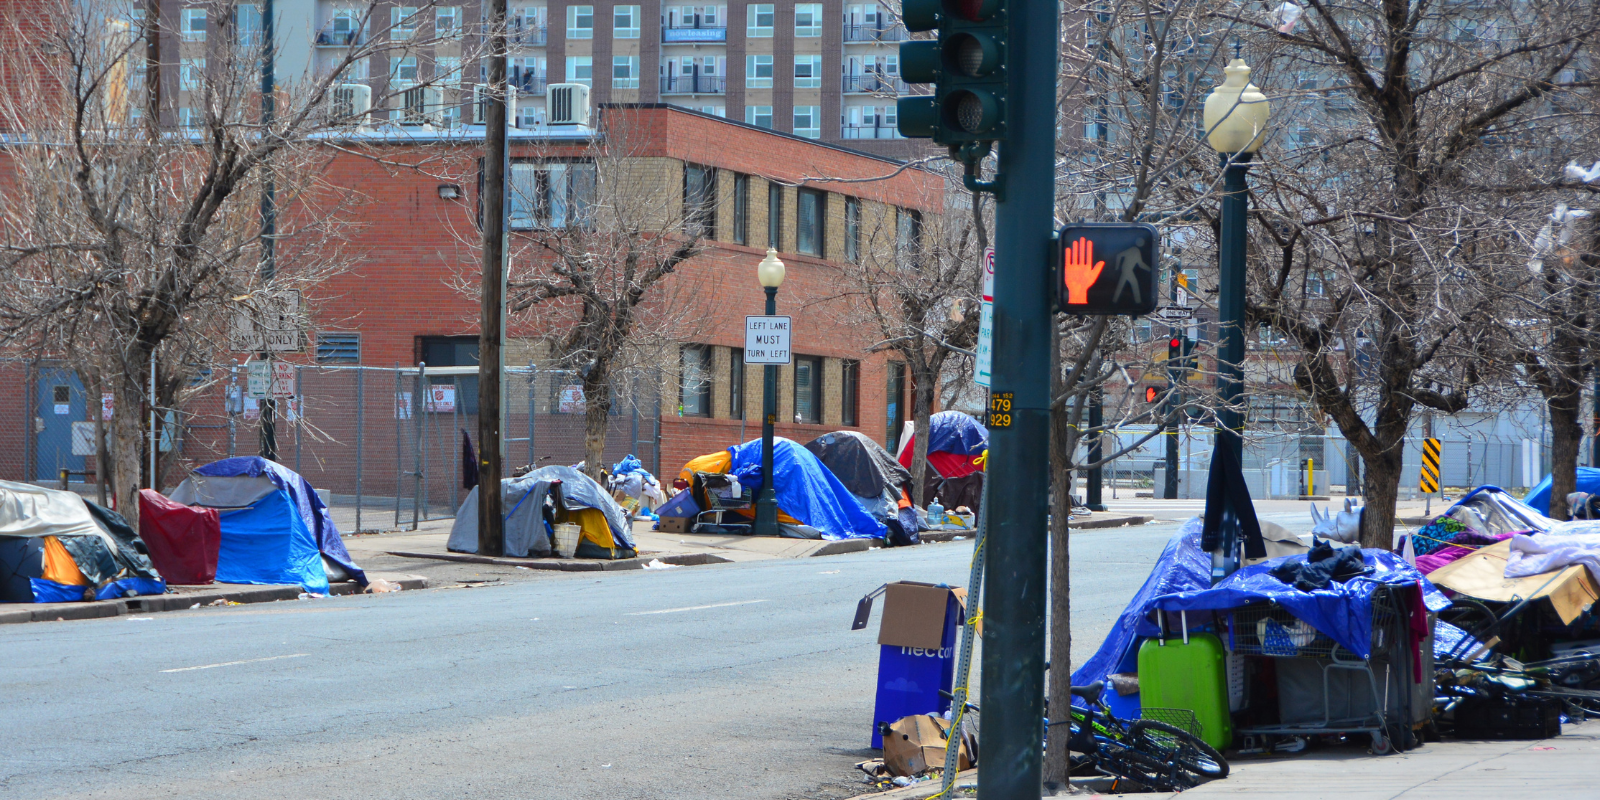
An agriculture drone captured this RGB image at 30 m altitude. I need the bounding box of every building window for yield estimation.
[566,56,593,86]
[390,6,419,40]
[391,56,418,83]
[886,361,906,452]
[419,336,479,414]
[508,160,597,229]
[437,56,462,87]
[235,4,263,46]
[316,333,361,364]
[567,5,594,38]
[614,5,640,38]
[767,182,783,250]
[747,4,774,36]
[613,56,639,89]
[436,6,461,36]
[729,348,745,420]
[180,58,205,90]
[796,188,824,256]
[841,359,859,427]
[794,355,823,423]
[178,106,199,128]
[794,4,823,36]
[896,208,922,269]
[746,55,773,88]
[732,173,750,245]
[794,55,822,88]
[680,345,712,416]
[793,105,821,139]
[844,196,860,262]
[683,163,717,239]
[745,104,773,129]
[181,8,207,41]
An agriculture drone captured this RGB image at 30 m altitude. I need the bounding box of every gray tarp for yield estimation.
[449,466,635,556]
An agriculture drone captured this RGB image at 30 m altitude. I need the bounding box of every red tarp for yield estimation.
[898,447,983,480]
[137,489,220,585]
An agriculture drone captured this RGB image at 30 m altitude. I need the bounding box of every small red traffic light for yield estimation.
[1145,386,1159,403]
[1169,337,1181,348]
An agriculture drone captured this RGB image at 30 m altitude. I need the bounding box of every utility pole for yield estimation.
[258,0,278,462]
[977,2,1056,796]
[477,0,509,556]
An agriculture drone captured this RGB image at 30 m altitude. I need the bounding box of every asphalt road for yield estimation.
[0,516,1253,800]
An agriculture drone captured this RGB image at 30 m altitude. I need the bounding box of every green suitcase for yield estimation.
[1137,632,1232,750]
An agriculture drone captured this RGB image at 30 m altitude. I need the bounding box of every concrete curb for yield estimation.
[0,575,430,625]
[386,550,735,571]
[1071,514,1156,530]
[808,538,887,556]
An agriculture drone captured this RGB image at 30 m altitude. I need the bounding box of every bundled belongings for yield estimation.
[607,454,666,517]
[167,457,366,594]
[894,411,988,513]
[450,465,638,559]
[674,438,886,540]
[0,481,164,603]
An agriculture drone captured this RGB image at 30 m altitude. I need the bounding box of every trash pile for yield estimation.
[656,429,984,542]
[606,454,666,521]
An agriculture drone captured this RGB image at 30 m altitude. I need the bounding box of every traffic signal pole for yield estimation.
[979,0,1057,796]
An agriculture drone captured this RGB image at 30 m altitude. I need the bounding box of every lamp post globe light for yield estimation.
[1202,58,1270,469]
[754,247,785,537]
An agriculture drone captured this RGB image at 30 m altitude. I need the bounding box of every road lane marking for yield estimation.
[160,653,309,673]
[626,600,769,616]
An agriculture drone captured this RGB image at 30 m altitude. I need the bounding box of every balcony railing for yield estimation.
[842,74,906,94]
[316,29,366,47]
[663,21,727,43]
[660,75,726,94]
[841,123,902,140]
[843,24,908,43]
[510,70,548,95]
[510,23,548,46]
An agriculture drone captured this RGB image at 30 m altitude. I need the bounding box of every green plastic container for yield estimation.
[1137,633,1232,750]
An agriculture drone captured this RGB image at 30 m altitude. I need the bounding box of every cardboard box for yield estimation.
[853,581,969,748]
[656,515,694,534]
[882,714,973,777]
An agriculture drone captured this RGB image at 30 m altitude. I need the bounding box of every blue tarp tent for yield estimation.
[169,458,365,594]
[1523,467,1600,515]
[726,438,886,540]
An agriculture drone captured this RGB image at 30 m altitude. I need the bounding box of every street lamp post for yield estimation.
[754,247,785,537]
[1203,58,1270,470]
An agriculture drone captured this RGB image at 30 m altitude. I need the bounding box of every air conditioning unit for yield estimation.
[399,85,443,128]
[331,83,372,126]
[547,83,589,126]
[473,84,519,125]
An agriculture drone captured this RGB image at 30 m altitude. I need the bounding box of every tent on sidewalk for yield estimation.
[0,481,164,603]
[894,411,988,512]
[167,457,366,594]
[138,489,221,585]
[676,438,887,540]
[1523,467,1600,516]
[449,465,638,559]
[804,431,911,517]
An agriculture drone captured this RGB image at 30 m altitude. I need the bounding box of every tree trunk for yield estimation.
[1358,441,1405,549]
[1548,379,1584,522]
[1042,370,1078,789]
[110,377,149,528]
[582,372,613,483]
[909,362,935,510]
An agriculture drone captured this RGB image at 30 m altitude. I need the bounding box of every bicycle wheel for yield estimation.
[1130,719,1230,780]
[1099,739,1188,792]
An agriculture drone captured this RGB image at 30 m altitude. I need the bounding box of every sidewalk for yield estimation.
[861,727,1599,799]
[0,571,428,625]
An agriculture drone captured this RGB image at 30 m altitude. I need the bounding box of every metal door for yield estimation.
[35,368,86,480]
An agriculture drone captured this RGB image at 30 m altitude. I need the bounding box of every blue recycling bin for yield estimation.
[870,590,963,748]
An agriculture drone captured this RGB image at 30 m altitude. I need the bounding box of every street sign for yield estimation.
[270,361,296,399]
[1056,222,1160,316]
[975,246,995,387]
[246,361,271,399]
[743,315,792,364]
[1420,438,1442,494]
[230,291,305,352]
[1155,306,1195,322]
[426,383,456,413]
[558,384,585,413]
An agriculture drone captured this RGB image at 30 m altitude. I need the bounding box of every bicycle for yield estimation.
[1058,683,1228,792]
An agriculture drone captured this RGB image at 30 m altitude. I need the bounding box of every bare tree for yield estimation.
[1227,0,1600,544]
[0,0,472,523]
[500,109,711,481]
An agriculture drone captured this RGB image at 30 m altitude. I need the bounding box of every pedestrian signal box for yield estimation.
[1056,223,1159,316]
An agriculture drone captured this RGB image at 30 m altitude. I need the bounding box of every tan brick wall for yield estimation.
[711,345,732,419]
[822,357,843,426]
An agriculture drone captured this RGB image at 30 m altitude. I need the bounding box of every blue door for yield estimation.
[36,368,86,481]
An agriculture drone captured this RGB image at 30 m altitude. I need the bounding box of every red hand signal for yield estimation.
[1062,236,1105,305]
